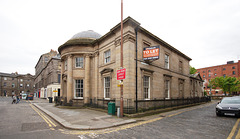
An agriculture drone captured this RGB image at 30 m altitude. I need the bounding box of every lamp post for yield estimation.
[120,0,124,117]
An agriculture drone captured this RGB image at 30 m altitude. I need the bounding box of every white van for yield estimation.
[21,93,27,100]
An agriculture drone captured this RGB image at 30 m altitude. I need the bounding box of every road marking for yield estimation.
[30,104,56,128]
[30,104,52,127]
[167,103,212,118]
[32,104,57,127]
[227,118,240,139]
[236,128,240,139]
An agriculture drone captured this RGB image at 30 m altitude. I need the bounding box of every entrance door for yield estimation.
[58,89,60,96]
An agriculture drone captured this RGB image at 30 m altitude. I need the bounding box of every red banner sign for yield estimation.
[117,68,126,80]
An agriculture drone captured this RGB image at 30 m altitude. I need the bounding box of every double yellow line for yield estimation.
[228,118,240,139]
[30,103,57,130]
[61,102,215,135]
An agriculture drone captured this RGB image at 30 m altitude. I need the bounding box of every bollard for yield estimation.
[117,107,120,117]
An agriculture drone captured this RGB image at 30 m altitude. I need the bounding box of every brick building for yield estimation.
[34,50,61,100]
[0,72,34,96]
[197,60,240,95]
[58,17,205,113]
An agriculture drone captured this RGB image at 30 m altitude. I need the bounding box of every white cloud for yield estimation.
[0,0,240,74]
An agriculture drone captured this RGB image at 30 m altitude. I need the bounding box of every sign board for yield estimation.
[117,68,126,80]
[53,90,58,92]
[143,46,160,61]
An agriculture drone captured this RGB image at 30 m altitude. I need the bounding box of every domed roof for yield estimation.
[70,30,102,40]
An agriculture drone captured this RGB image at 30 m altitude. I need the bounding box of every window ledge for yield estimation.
[73,97,83,100]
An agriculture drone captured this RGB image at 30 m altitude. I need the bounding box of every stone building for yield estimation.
[58,17,204,112]
[0,72,34,96]
[34,50,61,99]
[190,73,204,97]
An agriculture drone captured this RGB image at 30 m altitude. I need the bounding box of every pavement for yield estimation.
[30,98,136,130]
[29,97,214,130]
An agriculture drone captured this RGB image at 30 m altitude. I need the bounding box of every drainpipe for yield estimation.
[135,27,139,113]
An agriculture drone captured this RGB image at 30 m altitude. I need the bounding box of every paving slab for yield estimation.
[30,98,136,130]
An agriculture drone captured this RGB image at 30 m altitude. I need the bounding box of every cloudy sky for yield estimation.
[0,0,240,75]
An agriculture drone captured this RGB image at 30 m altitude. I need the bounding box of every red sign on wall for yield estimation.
[117,68,126,80]
[143,46,160,60]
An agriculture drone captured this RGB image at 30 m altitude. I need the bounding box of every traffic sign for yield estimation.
[117,68,126,80]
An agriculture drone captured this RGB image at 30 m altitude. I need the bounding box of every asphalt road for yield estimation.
[95,102,238,139]
[0,97,78,139]
[0,97,239,139]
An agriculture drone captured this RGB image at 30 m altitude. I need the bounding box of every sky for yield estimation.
[0,0,240,75]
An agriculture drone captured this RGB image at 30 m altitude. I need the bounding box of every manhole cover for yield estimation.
[91,119,99,121]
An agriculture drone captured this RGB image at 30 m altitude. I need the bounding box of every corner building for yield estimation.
[34,50,61,99]
[58,17,204,112]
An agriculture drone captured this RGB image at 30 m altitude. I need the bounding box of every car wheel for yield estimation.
[216,112,222,117]
[235,114,240,118]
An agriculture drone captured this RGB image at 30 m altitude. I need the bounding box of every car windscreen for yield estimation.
[221,98,240,104]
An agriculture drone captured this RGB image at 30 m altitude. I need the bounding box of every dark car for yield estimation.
[216,97,240,117]
[27,94,34,100]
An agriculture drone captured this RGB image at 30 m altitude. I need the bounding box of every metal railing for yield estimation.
[54,96,211,114]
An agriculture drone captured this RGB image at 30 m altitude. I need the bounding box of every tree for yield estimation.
[190,66,197,74]
[210,76,240,96]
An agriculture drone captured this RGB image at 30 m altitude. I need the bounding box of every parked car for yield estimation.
[27,94,34,100]
[216,97,240,117]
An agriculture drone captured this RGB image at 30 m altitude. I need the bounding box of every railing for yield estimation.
[55,96,211,114]
[134,97,211,113]
[88,97,115,109]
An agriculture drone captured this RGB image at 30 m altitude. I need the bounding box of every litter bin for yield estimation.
[108,102,116,115]
[48,97,53,103]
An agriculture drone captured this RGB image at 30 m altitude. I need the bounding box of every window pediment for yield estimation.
[100,68,113,74]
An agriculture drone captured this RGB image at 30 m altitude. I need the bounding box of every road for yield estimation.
[0,97,239,139]
[0,97,77,139]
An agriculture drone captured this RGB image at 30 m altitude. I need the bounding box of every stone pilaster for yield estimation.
[84,55,90,103]
[94,53,98,99]
[60,60,64,98]
[67,55,73,103]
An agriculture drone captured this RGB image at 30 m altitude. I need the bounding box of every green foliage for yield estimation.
[190,66,197,74]
[204,91,207,96]
[209,76,240,95]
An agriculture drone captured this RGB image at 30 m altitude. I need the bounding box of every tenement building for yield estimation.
[58,17,204,113]
[34,50,61,100]
[0,72,34,96]
[197,60,240,95]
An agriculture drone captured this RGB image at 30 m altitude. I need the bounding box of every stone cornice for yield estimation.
[114,32,136,47]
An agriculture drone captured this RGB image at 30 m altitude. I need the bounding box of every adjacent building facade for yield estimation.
[58,17,204,113]
[197,60,240,95]
[0,72,34,96]
[34,50,61,100]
